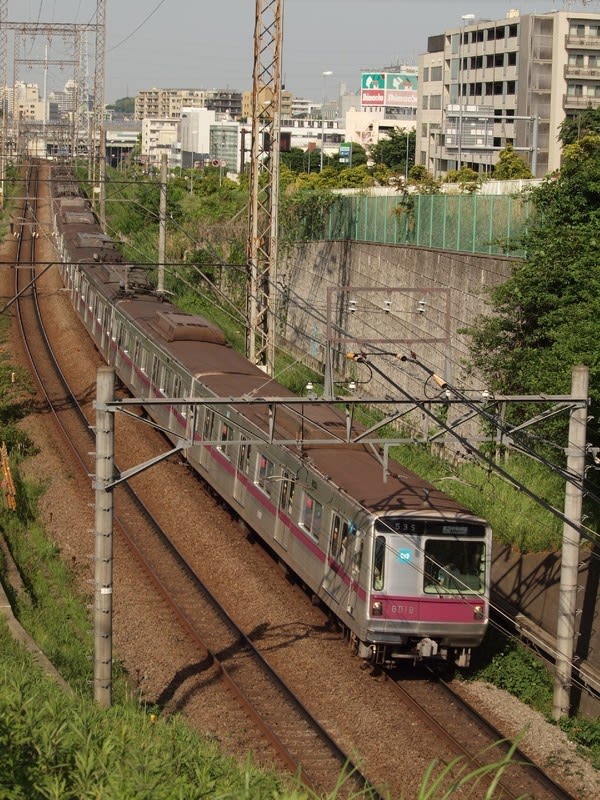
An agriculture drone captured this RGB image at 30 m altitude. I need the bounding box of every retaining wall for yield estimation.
[280,239,599,717]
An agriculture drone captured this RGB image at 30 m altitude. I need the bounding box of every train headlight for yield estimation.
[473,605,484,620]
[371,601,383,616]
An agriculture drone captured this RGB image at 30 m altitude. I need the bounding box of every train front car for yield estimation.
[366,511,491,668]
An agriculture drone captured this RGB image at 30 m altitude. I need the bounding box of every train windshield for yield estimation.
[423,539,486,594]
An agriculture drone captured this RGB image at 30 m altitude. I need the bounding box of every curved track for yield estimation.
[13,164,379,800]
[9,162,583,800]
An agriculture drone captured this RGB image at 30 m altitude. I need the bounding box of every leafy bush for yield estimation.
[0,624,292,800]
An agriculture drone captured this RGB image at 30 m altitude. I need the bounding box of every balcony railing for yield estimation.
[564,64,600,79]
[563,93,600,109]
[565,34,600,49]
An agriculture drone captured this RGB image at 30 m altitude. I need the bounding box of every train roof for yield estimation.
[113,293,477,519]
[55,193,485,523]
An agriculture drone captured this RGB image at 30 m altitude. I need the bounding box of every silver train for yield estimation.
[50,166,492,668]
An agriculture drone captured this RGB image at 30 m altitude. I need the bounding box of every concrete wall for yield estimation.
[280,239,600,717]
[280,239,514,443]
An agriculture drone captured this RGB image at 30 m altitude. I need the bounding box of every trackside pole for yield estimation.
[552,365,589,720]
[94,366,115,707]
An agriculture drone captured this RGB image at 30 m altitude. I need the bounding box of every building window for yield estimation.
[423,67,429,82]
[431,65,442,82]
[430,94,442,110]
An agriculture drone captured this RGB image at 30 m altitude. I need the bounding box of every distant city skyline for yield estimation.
[14,1,600,103]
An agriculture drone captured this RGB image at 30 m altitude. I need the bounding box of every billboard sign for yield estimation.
[361,70,418,109]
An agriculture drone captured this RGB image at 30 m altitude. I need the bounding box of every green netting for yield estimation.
[307,193,532,257]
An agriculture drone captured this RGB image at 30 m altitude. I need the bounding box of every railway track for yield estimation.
[12,165,379,800]
[6,161,586,799]
[388,666,577,800]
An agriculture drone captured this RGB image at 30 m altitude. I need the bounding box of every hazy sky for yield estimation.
[15,1,600,103]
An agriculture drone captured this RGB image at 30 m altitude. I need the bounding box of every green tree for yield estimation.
[559,105,600,146]
[106,97,135,114]
[407,164,440,193]
[492,144,533,179]
[444,166,482,193]
[463,133,600,448]
[368,128,415,173]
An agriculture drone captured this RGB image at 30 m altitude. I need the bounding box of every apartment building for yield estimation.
[241,87,293,120]
[417,8,600,178]
[135,88,242,121]
[140,117,179,167]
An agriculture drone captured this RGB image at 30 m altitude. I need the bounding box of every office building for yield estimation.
[417,8,600,178]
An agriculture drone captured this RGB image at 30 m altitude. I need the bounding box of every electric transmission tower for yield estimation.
[247,0,283,374]
[0,1,105,181]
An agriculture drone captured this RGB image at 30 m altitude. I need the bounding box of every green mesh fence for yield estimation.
[312,193,532,257]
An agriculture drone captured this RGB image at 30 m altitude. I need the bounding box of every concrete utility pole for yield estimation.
[158,152,167,296]
[247,0,283,373]
[94,366,115,708]
[98,128,106,229]
[553,365,589,720]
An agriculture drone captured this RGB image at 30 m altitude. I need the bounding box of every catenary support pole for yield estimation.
[94,366,115,708]
[99,128,106,230]
[552,364,589,720]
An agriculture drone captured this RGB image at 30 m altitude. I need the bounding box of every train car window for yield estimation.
[133,339,141,365]
[280,473,295,514]
[173,375,181,398]
[329,514,342,559]
[423,539,486,594]
[203,409,214,441]
[238,440,252,474]
[256,455,274,496]
[302,493,323,542]
[139,348,148,374]
[218,422,233,459]
[122,329,129,353]
[159,365,169,395]
[373,535,386,590]
[151,355,160,386]
[353,537,364,576]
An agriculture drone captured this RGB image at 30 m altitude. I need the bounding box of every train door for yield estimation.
[346,528,364,616]
[101,305,112,359]
[274,471,295,550]
[199,408,214,470]
[108,317,119,367]
[323,513,349,604]
[233,438,251,505]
